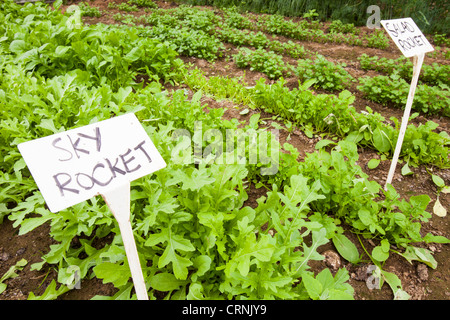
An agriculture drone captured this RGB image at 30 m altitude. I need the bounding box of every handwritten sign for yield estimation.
[381,18,434,57]
[379,18,433,189]
[18,113,166,213]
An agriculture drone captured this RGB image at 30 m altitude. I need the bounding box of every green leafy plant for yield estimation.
[358,73,450,116]
[108,1,139,12]
[142,24,224,61]
[251,78,449,167]
[365,29,390,49]
[0,259,28,294]
[223,6,253,30]
[329,19,357,35]
[78,2,102,17]
[358,53,450,86]
[233,48,289,79]
[295,54,354,91]
[128,0,158,8]
[433,33,450,47]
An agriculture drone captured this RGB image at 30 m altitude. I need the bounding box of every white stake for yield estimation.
[384,52,425,190]
[102,181,149,300]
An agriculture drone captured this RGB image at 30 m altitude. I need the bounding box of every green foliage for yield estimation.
[217,24,308,59]
[108,1,139,12]
[260,14,300,38]
[358,73,450,116]
[128,0,158,8]
[365,29,390,49]
[140,5,223,60]
[1,6,183,90]
[329,20,357,35]
[0,259,28,294]
[295,54,354,91]
[255,14,363,47]
[433,33,450,47]
[233,48,289,79]
[222,6,253,30]
[178,0,449,35]
[78,2,102,17]
[217,25,270,48]
[185,69,449,169]
[251,78,450,167]
[142,25,224,61]
[358,54,450,87]
[332,234,360,264]
[293,140,444,250]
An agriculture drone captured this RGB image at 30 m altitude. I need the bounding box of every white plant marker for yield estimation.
[102,181,149,300]
[384,52,425,189]
[18,113,166,300]
[379,18,434,189]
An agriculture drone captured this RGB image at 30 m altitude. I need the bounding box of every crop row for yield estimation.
[184,70,450,169]
[358,54,450,87]
[104,4,450,116]
[103,3,388,51]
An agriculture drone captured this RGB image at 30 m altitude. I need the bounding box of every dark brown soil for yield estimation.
[1,0,448,300]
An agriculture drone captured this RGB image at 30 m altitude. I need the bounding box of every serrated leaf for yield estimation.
[400,246,437,269]
[19,214,54,235]
[422,233,450,244]
[27,279,69,300]
[301,272,322,300]
[93,262,131,287]
[192,255,212,280]
[187,283,205,300]
[149,272,187,292]
[295,228,329,274]
[169,168,215,191]
[226,233,275,277]
[13,158,27,176]
[146,227,195,280]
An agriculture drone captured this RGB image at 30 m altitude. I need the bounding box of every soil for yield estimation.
[0,0,449,300]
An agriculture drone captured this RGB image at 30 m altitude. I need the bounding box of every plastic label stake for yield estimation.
[102,181,148,300]
[380,18,433,189]
[384,53,424,189]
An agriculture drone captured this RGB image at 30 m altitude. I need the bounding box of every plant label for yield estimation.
[19,113,166,300]
[381,18,434,57]
[18,113,166,213]
[380,18,434,188]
